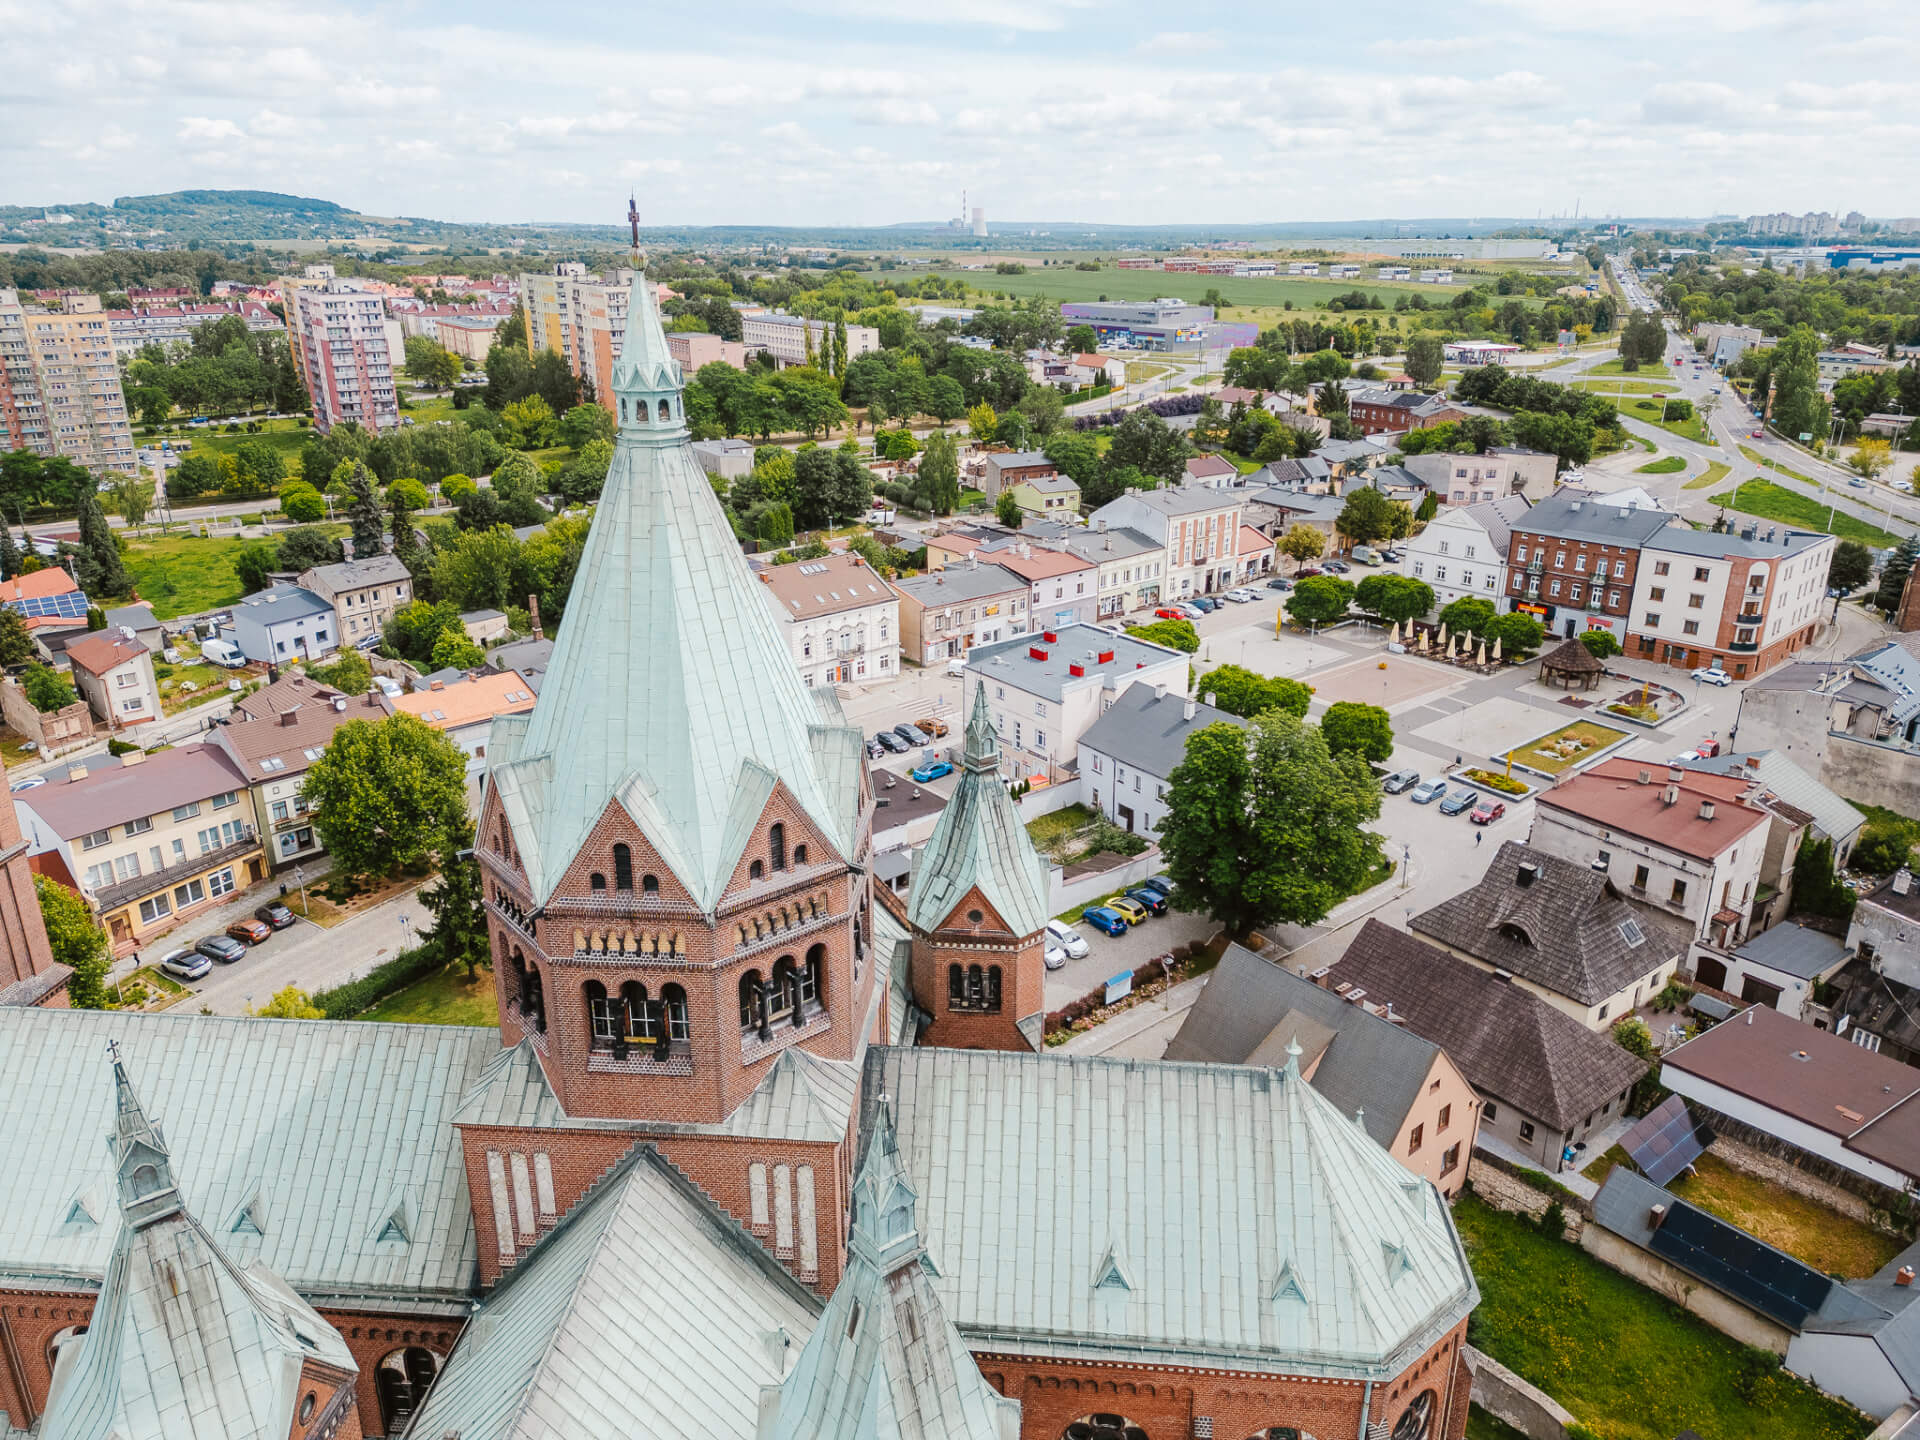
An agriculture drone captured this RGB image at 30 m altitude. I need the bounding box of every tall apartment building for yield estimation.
[0,290,136,474]
[519,263,636,411]
[739,312,880,368]
[283,279,398,434]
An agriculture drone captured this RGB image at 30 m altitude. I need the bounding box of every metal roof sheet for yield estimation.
[1076,684,1245,782]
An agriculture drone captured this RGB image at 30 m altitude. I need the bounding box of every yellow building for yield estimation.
[0,290,135,474]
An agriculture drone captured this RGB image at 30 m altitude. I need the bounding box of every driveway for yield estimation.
[1043,905,1211,1010]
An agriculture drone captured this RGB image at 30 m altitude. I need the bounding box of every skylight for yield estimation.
[1619,917,1646,948]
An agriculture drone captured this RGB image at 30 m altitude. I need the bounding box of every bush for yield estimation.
[309,944,446,1019]
[1855,819,1920,876]
[1462,768,1530,796]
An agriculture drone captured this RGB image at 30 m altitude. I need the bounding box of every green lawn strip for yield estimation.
[1736,444,1819,486]
[158,421,310,480]
[1025,803,1098,852]
[1623,397,1713,445]
[1636,455,1686,474]
[121,533,253,619]
[1708,480,1900,547]
[357,966,499,1025]
[1466,1406,1529,1440]
[904,266,1469,311]
[1684,460,1732,492]
[1573,378,1677,396]
[1456,1196,1873,1440]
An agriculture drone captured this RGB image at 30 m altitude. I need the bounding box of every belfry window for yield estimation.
[657,398,670,423]
[662,983,690,1041]
[770,955,799,1027]
[585,981,616,1049]
[770,823,787,872]
[740,970,766,1032]
[642,873,659,895]
[613,844,633,892]
[621,981,654,1040]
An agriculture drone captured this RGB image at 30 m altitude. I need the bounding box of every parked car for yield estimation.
[1136,874,1174,900]
[915,716,950,739]
[893,723,932,747]
[1107,895,1150,925]
[158,948,212,982]
[1691,667,1732,687]
[1153,606,1186,620]
[9,776,45,793]
[1295,566,1323,578]
[1383,768,1422,794]
[1409,779,1448,805]
[867,739,886,760]
[1349,546,1382,565]
[1081,905,1129,937]
[1044,941,1068,971]
[1045,919,1090,959]
[1470,799,1506,825]
[1323,559,1351,574]
[255,902,295,930]
[195,935,247,965]
[1225,588,1259,604]
[874,730,908,753]
[910,759,953,783]
[1265,577,1293,591]
[1125,886,1169,916]
[227,918,272,945]
[1189,596,1219,613]
[1438,788,1480,816]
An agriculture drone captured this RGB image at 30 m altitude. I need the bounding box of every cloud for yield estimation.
[249,109,301,137]
[1137,31,1222,53]
[177,116,244,143]
[855,99,940,127]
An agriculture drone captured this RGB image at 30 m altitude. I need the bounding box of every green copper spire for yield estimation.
[108,1041,180,1230]
[961,681,999,772]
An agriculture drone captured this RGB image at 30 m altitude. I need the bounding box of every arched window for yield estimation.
[642,873,658,895]
[1391,1393,1437,1440]
[1062,1416,1150,1440]
[770,823,787,871]
[662,983,690,1042]
[987,965,1003,1012]
[621,981,654,1041]
[129,1165,162,1199]
[793,843,808,867]
[584,981,615,1050]
[619,398,627,423]
[521,957,546,1033]
[739,970,766,1032]
[749,859,765,881]
[948,964,965,1006]
[590,873,606,892]
[376,1347,442,1437]
[46,1325,87,1376]
[613,844,633,892]
[1244,1429,1316,1440]
[657,398,670,423]
[770,955,798,1027]
[802,943,825,1009]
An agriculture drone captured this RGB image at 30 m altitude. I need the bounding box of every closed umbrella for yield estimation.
[1388,621,1401,645]
[1492,636,1503,662]
[1477,640,1488,665]
[1437,623,1449,647]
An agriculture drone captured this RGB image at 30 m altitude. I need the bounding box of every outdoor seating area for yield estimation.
[1392,620,1505,674]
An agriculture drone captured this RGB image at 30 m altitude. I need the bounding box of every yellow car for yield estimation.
[1106,896,1149,926]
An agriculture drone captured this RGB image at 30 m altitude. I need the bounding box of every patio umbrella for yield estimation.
[1492,636,1503,661]
[1477,640,1488,665]
[1437,623,1449,646]
[1388,621,1401,645]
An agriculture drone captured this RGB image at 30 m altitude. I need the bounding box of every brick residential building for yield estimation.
[1627,522,1833,679]
[1504,490,1675,645]
[1347,388,1465,437]
[978,449,1060,500]
[985,540,1100,630]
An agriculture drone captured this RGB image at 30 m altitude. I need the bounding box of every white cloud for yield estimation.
[249,109,301,137]
[1137,31,1222,53]
[855,99,940,127]
[177,116,245,143]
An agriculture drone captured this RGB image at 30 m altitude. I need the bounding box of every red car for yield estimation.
[226,918,272,945]
[1295,566,1323,578]
[1153,606,1185,619]
[1470,800,1506,825]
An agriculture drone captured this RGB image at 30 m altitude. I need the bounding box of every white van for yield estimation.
[200,637,247,668]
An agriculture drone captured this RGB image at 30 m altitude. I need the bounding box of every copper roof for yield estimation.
[1535,757,1770,860]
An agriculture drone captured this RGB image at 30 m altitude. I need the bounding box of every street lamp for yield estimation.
[291,863,309,917]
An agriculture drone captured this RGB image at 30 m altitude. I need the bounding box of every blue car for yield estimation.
[1190,596,1219,613]
[910,759,953,783]
[1125,886,1168,916]
[1438,788,1480,817]
[1081,905,1129,937]
[1137,874,1174,899]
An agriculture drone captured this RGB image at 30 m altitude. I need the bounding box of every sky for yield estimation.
[3,0,1917,230]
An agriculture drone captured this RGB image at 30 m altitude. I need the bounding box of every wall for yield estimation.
[1464,1345,1576,1440]
[1819,733,1920,823]
[1665,1071,1915,1195]
[1708,1130,1914,1223]
[1579,1223,1794,1354]
[0,681,89,757]
[1733,683,1839,777]
[1464,1155,1585,1239]
[1851,900,1920,992]
[1785,1330,1911,1421]
[1013,780,1084,824]
[1049,849,1163,915]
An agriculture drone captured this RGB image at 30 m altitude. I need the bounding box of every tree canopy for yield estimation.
[301,714,470,881]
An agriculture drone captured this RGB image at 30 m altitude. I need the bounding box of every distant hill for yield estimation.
[108,190,352,217]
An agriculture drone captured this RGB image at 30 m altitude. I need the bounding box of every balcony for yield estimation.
[1728,639,1759,654]
[90,830,260,912]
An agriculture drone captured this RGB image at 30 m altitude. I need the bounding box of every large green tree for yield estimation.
[418,818,490,976]
[72,491,128,596]
[36,875,109,1009]
[1278,524,1326,571]
[343,462,385,559]
[1876,537,1920,615]
[1828,539,1874,595]
[1336,486,1398,547]
[1404,334,1444,387]
[0,608,32,667]
[1284,575,1354,628]
[913,431,960,515]
[1437,595,1497,635]
[1767,325,1828,442]
[1353,574,1434,625]
[1199,664,1312,720]
[1482,611,1546,657]
[1320,701,1394,763]
[301,714,470,881]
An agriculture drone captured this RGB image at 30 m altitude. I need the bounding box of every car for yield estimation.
[1153,606,1185,620]
[1106,896,1150,925]
[893,723,932,747]
[1669,751,1700,764]
[1225,588,1259,604]
[1046,919,1091,959]
[1044,941,1068,971]
[227,918,272,945]
[1349,546,1382,565]
[1265,577,1293,591]
[1409,779,1448,805]
[1124,886,1168,916]
[1135,874,1174,899]
[1470,799,1506,825]
[1691,667,1732,687]
[1294,566,1323,578]
[873,730,908,753]
[1081,905,1129,937]
[254,902,295,930]
[915,716,950,739]
[1894,480,1915,493]
[867,739,886,760]
[1383,768,1422,794]
[1186,597,1217,614]
[8,776,45,793]
[910,759,953,783]
[1380,548,1404,562]
[1750,429,1765,439]
[195,935,246,964]
[158,948,212,982]
[1175,602,1206,619]
[1438,788,1480,816]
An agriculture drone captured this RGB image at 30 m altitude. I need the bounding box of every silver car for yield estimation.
[1409,779,1448,805]
[158,948,212,982]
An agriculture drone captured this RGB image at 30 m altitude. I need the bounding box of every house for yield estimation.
[1350,464,1429,505]
[224,585,336,666]
[1347,389,1463,437]
[987,541,1100,631]
[757,550,901,688]
[893,561,1029,667]
[1244,489,1344,546]
[1089,485,1244,599]
[1819,869,1920,1059]
[1234,523,1276,583]
[1788,1236,1920,1420]
[297,554,414,652]
[14,745,266,955]
[1071,352,1124,386]
[1255,456,1334,494]
[1165,942,1481,1197]
[1504,491,1677,649]
[461,609,510,646]
[692,436,756,481]
[984,520,1165,620]
[63,627,159,730]
[486,635,554,694]
[1325,920,1648,1174]
[392,670,538,774]
[1662,1004,1920,1195]
[210,673,393,868]
[1626,522,1833,681]
[1692,920,1852,1016]
[1183,453,1240,487]
[100,602,164,653]
[1411,842,1692,1029]
[1677,750,1866,868]
[1003,470,1081,519]
[0,565,88,633]
[1403,495,1530,614]
[1313,435,1393,478]
[978,450,1059,500]
[965,622,1187,782]
[1402,447,1559,504]
[1077,684,1244,835]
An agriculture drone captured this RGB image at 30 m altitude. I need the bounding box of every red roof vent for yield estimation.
[1097,649,1115,664]
[1068,663,1085,677]
[1029,646,1049,661]
[1042,630,1059,643]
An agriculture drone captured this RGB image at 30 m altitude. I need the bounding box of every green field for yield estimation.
[906,266,1466,312]
[122,533,253,619]
[1709,479,1901,547]
[1684,460,1732,491]
[1624,396,1712,444]
[147,418,309,479]
[359,966,500,1026]
[1573,378,1676,396]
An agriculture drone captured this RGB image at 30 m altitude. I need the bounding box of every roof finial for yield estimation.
[627,194,644,269]
[1283,1034,1303,1077]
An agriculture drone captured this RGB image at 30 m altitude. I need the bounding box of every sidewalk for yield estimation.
[1057,971,1209,1059]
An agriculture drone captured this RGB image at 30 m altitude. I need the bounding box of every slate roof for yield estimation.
[1164,944,1444,1150]
[1328,920,1648,1131]
[1259,457,1333,489]
[1644,524,1829,561]
[866,1042,1478,1378]
[297,554,410,599]
[1460,493,1531,553]
[1733,921,1850,982]
[1076,683,1245,782]
[486,636,554,692]
[1851,641,1920,726]
[893,563,1027,608]
[1510,492,1675,547]
[1410,842,1691,1007]
[1678,751,1865,846]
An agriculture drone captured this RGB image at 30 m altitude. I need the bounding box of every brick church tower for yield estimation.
[905,686,1051,1051]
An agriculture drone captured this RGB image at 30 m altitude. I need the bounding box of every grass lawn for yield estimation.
[1737,444,1818,486]
[1636,455,1687,474]
[111,965,189,1011]
[1456,1196,1873,1440]
[1684,460,1733,492]
[166,419,310,479]
[1574,378,1677,396]
[1665,1153,1903,1278]
[156,657,231,715]
[1708,480,1901,547]
[909,266,1466,311]
[1026,803,1098,853]
[1466,1407,1529,1440]
[121,532,254,619]
[1502,719,1630,776]
[1584,356,1677,377]
[1624,396,1713,444]
[1,735,40,768]
[1124,360,1172,384]
[358,966,499,1026]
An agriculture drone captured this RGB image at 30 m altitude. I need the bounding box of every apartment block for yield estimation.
[283,280,398,434]
[0,290,135,473]
[519,263,636,410]
[1627,523,1833,679]
[739,312,881,369]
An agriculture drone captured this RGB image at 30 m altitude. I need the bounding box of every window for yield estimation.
[1682,620,1699,636]
[1484,1101,1498,1122]
[1633,864,1650,890]
[1569,584,1582,604]
[1408,1124,1423,1154]
[1613,559,1626,578]
[123,817,153,837]
[175,878,205,908]
[769,823,786,871]
[739,970,766,1032]
[642,872,659,895]
[662,983,690,1041]
[1687,593,1704,609]
[1654,561,1670,576]
[1438,1104,1451,1132]
[1649,587,1665,602]
[211,791,238,810]
[80,828,111,851]
[947,963,1002,1012]
[208,867,236,898]
[1554,551,1566,567]
[1597,1003,1610,1021]
[1441,1143,1461,1176]
[1643,613,1661,628]
[171,802,200,821]
[1574,554,1587,572]
[1693,567,1710,582]
[749,859,765,881]
[622,981,654,1040]
[589,872,605,891]
[138,894,170,924]
[585,981,616,1049]
[271,801,289,822]
[1549,580,1560,597]
[1670,878,1687,905]
[1519,1120,1535,1143]
[613,843,632,892]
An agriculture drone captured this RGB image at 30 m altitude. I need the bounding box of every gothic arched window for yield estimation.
[613,844,633,892]
[621,981,653,1041]
[750,859,765,881]
[739,971,765,1032]
[657,398,670,423]
[769,823,787,872]
[770,955,798,1027]
[802,943,825,1009]
[584,981,614,1049]
[662,983,690,1042]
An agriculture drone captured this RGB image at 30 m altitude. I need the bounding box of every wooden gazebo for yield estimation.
[1538,635,1604,690]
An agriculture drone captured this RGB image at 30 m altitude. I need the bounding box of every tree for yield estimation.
[387,477,430,512]
[383,599,467,667]
[1767,325,1827,443]
[1353,574,1434,625]
[1851,437,1894,484]
[1160,710,1384,938]
[430,629,487,672]
[913,431,960,515]
[23,662,76,713]
[558,402,614,449]
[1041,432,1100,489]
[791,446,871,529]
[995,490,1023,528]
[1320,701,1394,763]
[253,986,324,1019]
[35,875,108,1009]
[1829,539,1875,595]
[309,649,372,695]
[502,394,559,450]
[925,374,966,425]
[1855,820,1920,876]
[1792,835,1856,923]
[231,439,286,492]
[344,463,385,559]
[1578,629,1621,660]
[1066,324,1098,354]
[1284,576,1354,628]
[1278,524,1326,572]
[1108,407,1189,483]
[1200,664,1312,719]
[68,491,127,597]
[1437,595,1497,635]
[967,402,998,441]
[1404,334,1443,387]
[0,608,31,667]
[281,487,326,523]
[430,526,521,613]
[1618,311,1665,370]
[993,411,1032,452]
[1336,487,1397,547]
[106,475,153,528]
[301,714,470,881]
[0,522,19,581]
[278,525,344,572]
[418,818,489,977]
[1123,619,1199,653]
[234,541,278,594]
[1482,611,1545,657]
[1877,537,1920,615]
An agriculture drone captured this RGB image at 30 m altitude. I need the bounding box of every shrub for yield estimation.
[1462,768,1530,796]
[309,944,446,1019]
[1855,819,1920,876]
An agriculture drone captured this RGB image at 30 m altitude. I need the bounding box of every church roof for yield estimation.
[907,687,1051,938]
[402,1145,821,1440]
[866,1045,1477,1379]
[489,270,865,910]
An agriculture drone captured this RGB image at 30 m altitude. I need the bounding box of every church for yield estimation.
[0,270,1477,1440]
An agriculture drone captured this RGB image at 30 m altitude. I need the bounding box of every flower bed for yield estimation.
[1606,701,1660,723]
[1459,767,1533,797]
[1044,946,1204,1045]
[1499,718,1632,777]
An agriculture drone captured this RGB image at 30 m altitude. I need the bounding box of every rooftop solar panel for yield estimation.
[1647,1202,1832,1329]
[7,592,87,619]
[1621,1094,1706,1188]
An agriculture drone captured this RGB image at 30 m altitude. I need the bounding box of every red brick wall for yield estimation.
[908,884,1047,1052]
[0,1291,93,1429]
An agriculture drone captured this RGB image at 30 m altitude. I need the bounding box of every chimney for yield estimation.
[430,679,444,691]
[1309,966,1332,987]
[280,708,298,726]
[1895,869,1914,896]
[1663,784,1679,806]
[528,593,543,641]
[969,553,978,570]
[1649,1203,1669,1229]
[1744,754,1761,771]
[1637,769,1652,785]
[1699,801,1715,821]
[1899,1266,1916,1288]
[1204,691,1216,708]
[1517,862,1537,888]
[1154,684,1168,701]
[758,570,771,584]
[66,762,88,782]
[118,749,145,767]
[1183,695,1196,721]
[1668,766,1684,784]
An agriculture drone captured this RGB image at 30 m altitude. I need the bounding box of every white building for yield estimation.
[1402,448,1558,504]
[63,628,159,731]
[1403,495,1530,613]
[740,313,881,369]
[1626,524,1835,679]
[1089,485,1244,599]
[1077,685,1243,835]
[285,280,398,435]
[758,551,900,688]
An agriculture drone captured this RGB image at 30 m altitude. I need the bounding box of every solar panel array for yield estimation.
[1648,1202,1833,1328]
[7,592,88,620]
[1621,1094,1706,1187]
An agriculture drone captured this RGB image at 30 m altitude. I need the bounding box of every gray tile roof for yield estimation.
[1733,921,1850,982]
[1682,751,1864,846]
[1642,524,1830,561]
[966,622,1181,704]
[298,554,411,598]
[1076,683,1245,781]
[1853,641,1920,725]
[985,450,1053,470]
[866,1043,1478,1378]
[1411,842,1692,1007]
[1459,493,1532,553]
[892,563,1026,607]
[1103,485,1240,517]
[1510,492,1675,547]
[1164,944,1443,1150]
[234,585,333,624]
[1328,920,1648,1131]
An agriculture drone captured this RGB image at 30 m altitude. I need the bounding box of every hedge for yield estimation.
[310,943,445,1019]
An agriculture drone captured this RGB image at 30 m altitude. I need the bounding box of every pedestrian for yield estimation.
[1475,830,1483,846]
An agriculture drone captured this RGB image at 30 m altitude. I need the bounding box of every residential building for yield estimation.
[1090,484,1244,598]
[387,295,516,341]
[893,560,1029,666]
[1011,519,1164,618]
[100,299,282,357]
[965,622,1187,780]
[1327,919,1648,1174]
[394,669,537,774]
[1825,874,1920,1060]
[1346,389,1465,437]
[1184,453,1241,486]
[987,541,1099,631]
[283,279,399,434]
[1819,344,1894,384]
[1627,522,1833,679]
[739,312,880,368]
[757,550,900,687]
[1504,490,1675,644]
[101,602,164,653]
[519,263,637,410]
[1404,495,1530,613]
[0,565,88,634]
[14,745,265,954]
[1166,941,1482,1197]
[978,449,1060,500]
[1002,470,1081,518]
[1410,842,1693,1029]
[462,608,510,646]
[665,330,748,371]
[486,634,555,694]
[1070,351,1124,385]
[63,628,159,730]
[1314,435,1394,478]
[1402,447,1558,503]
[1528,758,1775,950]
[1245,488,1344,547]
[1691,920,1852,1017]
[1848,870,1920,999]
[224,585,337,666]
[0,290,136,473]
[1234,522,1276,583]
[211,673,393,867]
[296,554,415,651]
[692,436,756,481]
[1077,684,1244,835]
[1254,455,1334,493]
[1734,637,1920,817]
[1678,749,1866,868]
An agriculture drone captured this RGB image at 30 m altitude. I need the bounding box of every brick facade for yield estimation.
[0,783,54,991]
[909,883,1048,1051]
[1505,523,1639,638]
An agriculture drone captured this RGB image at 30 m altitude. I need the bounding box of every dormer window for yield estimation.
[1497,921,1532,946]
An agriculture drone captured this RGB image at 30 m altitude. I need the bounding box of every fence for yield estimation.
[1049,848,1162,914]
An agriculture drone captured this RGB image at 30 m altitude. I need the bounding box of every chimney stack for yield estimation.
[1183,695,1196,721]
[1699,801,1715,821]
[1517,862,1537,888]
[66,762,88,783]
[1900,1266,1916,1288]
[528,593,543,641]
[280,708,298,727]
[1204,691,1216,709]
[1637,769,1652,785]
[1663,784,1679,806]
[1895,868,1913,897]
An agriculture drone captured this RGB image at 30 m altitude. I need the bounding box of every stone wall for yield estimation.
[1466,1153,1586,1241]
[1711,1135,1914,1236]
[1819,733,1920,820]
[0,681,91,758]
[1463,1345,1575,1440]
[1579,1224,1796,1355]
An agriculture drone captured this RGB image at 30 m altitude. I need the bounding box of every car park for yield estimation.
[1438,789,1479,816]
[1045,919,1090,959]
[1383,768,1421,794]
[1469,799,1506,825]
[255,902,295,930]
[1225,588,1259,603]
[893,723,932,747]
[1409,779,1448,805]
[227,919,272,945]
[1107,896,1150,926]
[195,935,246,965]
[910,759,953,783]
[1265,577,1292,591]
[1081,905,1129,937]
[1690,667,1732,687]
[1124,886,1168,916]
[158,948,212,982]
[874,730,907,753]
[1136,874,1174,899]
[915,716,950,739]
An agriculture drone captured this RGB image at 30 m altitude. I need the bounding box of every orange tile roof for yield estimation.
[1237,524,1273,557]
[393,670,537,731]
[1535,757,1769,860]
[63,630,146,675]
[0,567,83,628]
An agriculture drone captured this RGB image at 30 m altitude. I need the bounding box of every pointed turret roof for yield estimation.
[109,1039,182,1230]
[489,271,865,909]
[906,687,1050,937]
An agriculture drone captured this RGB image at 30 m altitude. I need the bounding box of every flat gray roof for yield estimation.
[966,622,1180,702]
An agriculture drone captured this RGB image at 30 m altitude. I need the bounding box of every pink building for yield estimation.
[284,281,398,434]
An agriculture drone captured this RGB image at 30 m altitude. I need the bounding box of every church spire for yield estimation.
[108,1040,182,1229]
[961,682,1000,773]
[848,1099,921,1274]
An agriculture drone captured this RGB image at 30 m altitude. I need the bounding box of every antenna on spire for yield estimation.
[627,194,644,268]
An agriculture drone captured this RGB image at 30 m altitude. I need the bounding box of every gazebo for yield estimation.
[1537,634,1605,690]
